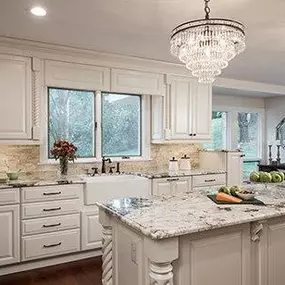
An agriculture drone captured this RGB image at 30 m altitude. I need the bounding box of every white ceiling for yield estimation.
[1,0,285,86]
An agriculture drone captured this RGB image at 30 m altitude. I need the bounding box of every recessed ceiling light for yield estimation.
[30,6,47,17]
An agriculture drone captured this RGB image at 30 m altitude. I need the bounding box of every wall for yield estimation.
[265,96,285,163]
[0,144,200,180]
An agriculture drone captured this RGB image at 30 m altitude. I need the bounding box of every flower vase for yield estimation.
[59,156,68,180]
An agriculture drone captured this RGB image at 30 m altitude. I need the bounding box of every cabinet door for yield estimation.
[81,209,102,251]
[152,179,172,195]
[169,77,193,139]
[255,218,285,285]
[227,152,243,185]
[177,224,251,285]
[0,54,32,139]
[191,83,212,140]
[172,178,191,194]
[0,205,20,266]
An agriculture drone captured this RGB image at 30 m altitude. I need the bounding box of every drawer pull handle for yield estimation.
[43,242,62,248]
[43,223,61,228]
[43,207,61,212]
[43,192,62,196]
[167,178,179,182]
[204,179,216,182]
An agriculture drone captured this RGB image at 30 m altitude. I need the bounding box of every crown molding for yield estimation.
[0,36,285,96]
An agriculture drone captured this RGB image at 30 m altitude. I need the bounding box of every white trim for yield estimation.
[40,88,151,163]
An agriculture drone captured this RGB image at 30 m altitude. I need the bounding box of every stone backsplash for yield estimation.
[0,143,200,180]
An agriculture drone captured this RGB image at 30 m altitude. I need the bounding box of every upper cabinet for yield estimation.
[152,75,212,142]
[45,60,111,91]
[0,55,32,140]
[111,68,165,95]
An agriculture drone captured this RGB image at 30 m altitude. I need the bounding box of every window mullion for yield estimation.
[95,90,102,159]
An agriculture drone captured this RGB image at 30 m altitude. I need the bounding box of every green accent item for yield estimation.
[230,185,241,197]
[207,195,265,206]
[218,186,231,195]
[6,172,20,180]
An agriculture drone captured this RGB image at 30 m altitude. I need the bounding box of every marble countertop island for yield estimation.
[97,184,285,240]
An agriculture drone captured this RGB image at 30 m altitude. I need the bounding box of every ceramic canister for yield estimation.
[180,154,191,171]
[169,157,179,172]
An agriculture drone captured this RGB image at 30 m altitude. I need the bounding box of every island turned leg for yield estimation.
[145,237,178,285]
[99,210,113,285]
[149,261,174,285]
[102,226,113,285]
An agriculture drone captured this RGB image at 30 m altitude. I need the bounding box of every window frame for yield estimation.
[40,87,150,164]
[213,105,265,161]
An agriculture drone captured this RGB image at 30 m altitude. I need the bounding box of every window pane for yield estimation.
[243,161,259,180]
[102,93,141,157]
[203,111,227,149]
[48,88,95,158]
[236,112,259,159]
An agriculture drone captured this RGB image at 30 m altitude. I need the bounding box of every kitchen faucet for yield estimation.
[102,157,112,174]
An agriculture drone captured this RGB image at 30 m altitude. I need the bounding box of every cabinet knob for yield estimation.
[193,133,196,136]
[189,133,193,136]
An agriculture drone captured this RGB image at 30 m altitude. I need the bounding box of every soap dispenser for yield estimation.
[180,154,191,171]
[169,157,179,173]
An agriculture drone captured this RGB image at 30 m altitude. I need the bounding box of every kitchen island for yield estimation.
[97,184,285,285]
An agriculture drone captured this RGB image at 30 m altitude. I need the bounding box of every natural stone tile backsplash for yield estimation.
[0,144,200,180]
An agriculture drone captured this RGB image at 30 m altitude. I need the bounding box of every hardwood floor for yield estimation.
[0,257,102,285]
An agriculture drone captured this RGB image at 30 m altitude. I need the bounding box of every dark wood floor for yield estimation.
[0,257,102,285]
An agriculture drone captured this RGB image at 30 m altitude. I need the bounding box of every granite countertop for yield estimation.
[122,169,226,179]
[97,184,285,240]
[0,179,86,189]
[199,149,241,153]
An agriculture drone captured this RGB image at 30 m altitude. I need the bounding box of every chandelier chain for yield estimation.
[204,0,211,20]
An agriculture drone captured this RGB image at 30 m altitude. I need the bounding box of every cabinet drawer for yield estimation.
[192,174,226,188]
[0,188,19,205]
[22,214,80,236]
[21,199,80,219]
[21,229,80,261]
[21,184,82,203]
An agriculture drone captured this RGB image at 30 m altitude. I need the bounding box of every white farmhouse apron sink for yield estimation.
[81,175,151,205]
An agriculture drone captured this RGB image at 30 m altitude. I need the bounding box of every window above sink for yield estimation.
[41,87,150,163]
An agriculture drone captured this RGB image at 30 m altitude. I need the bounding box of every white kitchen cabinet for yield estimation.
[151,75,212,142]
[152,177,191,195]
[169,75,212,141]
[177,224,251,285]
[111,68,165,95]
[199,151,244,185]
[81,209,102,251]
[0,54,32,140]
[252,217,285,285]
[45,60,110,91]
[0,205,20,266]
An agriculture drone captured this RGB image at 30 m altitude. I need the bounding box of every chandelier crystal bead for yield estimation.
[170,0,246,84]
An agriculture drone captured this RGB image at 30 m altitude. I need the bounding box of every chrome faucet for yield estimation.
[102,157,112,174]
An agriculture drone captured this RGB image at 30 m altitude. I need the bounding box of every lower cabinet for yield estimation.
[22,229,80,261]
[152,177,191,195]
[81,209,102,251]
[176,224,251,285]
[0,205,20,266]
[252,217,285,285]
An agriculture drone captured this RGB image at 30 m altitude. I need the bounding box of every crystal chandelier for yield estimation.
[170,0,246,84]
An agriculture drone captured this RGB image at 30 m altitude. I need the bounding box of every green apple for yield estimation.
[230,185,241,197]
[272,173,282,183]
[250,172,260,182]
[278,172,285,181]
[260,172,272,183]
[219,186,231,195]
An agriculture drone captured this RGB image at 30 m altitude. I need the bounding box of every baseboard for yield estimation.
[0,249,102,276]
